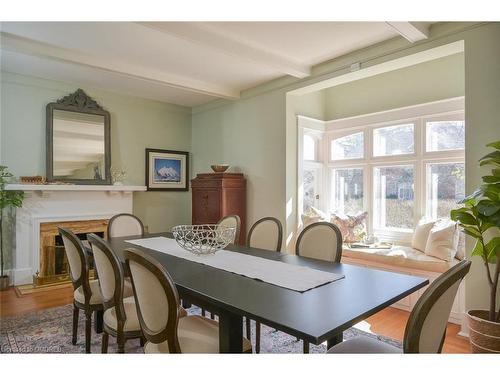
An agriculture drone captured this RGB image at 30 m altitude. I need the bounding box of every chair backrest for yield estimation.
[246,217,283,252]
[295,222,343,263]
[403,260,471,353]
[87,233,126,317]
[124,248,181,352]
[59,227,90,298]
[107,213,145,238]
[217,215,241,244]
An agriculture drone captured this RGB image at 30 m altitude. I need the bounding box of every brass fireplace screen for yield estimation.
[36,219,108,286]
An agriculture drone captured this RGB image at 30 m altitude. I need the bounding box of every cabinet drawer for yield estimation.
[192,189,221,224]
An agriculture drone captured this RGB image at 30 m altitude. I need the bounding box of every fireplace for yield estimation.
[34,219,108,286]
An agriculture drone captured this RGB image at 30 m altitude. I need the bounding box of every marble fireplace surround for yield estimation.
[5,184,146,285]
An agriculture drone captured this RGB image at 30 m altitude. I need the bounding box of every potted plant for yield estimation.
[451,141,500,353]
[0,166,24,291]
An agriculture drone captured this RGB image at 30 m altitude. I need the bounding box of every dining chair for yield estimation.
[59,227,104,353]
[245,216,283,353]
[124,247,252,353]
[217,214,241,244]
[107,213,145,238]
[328,260,471,354]
[295,222,343,352]
[295,221,343,263]
[87,233,143,353]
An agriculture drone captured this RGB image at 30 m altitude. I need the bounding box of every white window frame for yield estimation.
[297,97,465,244]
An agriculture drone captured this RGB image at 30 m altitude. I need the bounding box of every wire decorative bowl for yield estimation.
[172,224,236,255]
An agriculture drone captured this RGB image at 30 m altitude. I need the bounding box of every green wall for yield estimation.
[192,88,324,246]
[323,53,464,120]
[0,72,192,232]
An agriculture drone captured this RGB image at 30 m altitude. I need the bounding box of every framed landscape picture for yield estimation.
[145,148,189,191]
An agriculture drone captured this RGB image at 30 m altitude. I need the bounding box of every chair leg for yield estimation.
[72,304,79,345]
[303,340,309,354]
[255,322,261,354]
[210,312,214,319]
[101,331,109,353]
[94,310,103,333]
[85,310,92,354]
[117,333,125,353]
[140,336,145,347]
[201,308,205,317]
[245,318,251,339]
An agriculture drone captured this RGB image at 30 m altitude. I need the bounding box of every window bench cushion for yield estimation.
[342,245,459,273]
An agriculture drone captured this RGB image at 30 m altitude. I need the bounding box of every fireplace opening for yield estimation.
[35,219,108,286]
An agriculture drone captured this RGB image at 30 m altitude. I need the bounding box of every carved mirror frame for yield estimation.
[46,89,111,185]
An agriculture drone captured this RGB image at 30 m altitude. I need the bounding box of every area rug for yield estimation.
[1,305,402,353]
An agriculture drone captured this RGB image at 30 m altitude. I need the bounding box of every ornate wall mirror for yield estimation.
[46,89,111,184]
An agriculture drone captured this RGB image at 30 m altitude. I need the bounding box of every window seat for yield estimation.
[341,244,465,329]
[342,245,459,273]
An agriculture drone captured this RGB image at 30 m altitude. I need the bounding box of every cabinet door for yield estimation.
[192,189,221,224]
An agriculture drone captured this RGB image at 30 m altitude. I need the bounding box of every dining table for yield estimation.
[106,232,429,353]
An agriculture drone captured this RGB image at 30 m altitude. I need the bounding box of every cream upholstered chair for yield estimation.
[245,217,283,353]
[296,222,343,352]
[87,233,142,353]
[328,260,471,354]
[59,227,104,353]
[124,248,252,353]
[296,222,343,263]
[247,217,283,252]
[217,214,241,244]
[107,213,145,238]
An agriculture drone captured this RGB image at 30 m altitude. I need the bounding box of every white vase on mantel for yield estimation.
[113,181,124,186]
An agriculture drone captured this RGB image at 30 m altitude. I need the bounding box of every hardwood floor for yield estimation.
[0,285,471,353]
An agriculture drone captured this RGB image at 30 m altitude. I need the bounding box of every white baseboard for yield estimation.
[12,268,34,286]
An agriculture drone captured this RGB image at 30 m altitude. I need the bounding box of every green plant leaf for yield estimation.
[486,141,500,150]
[479,159,500,168]
[471,240,486,259]
[480,220,495,232]
[492,169,500,177]
[482,175,500,184]
[451,211,477,225]
[485,237,500,263]
[477,200,500,216]
[479,150,500,162]
[462,227,482,239]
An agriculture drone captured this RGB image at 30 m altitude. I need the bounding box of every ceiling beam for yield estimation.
[386,22,430,43]
[0,32,239,99]
[139,22,311,79]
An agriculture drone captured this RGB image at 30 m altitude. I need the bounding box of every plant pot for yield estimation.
[467,310,500,353]
[0,275,10,291]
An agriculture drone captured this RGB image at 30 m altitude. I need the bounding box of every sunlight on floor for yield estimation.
[353,320,375,335]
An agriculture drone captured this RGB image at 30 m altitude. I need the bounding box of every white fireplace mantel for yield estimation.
[9,184,145,285]
[6,184,146,192]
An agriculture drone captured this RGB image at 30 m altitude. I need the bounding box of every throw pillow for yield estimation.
[330,211,368,243]
[425,220,459,261]
[412,218,436,252]
[301,206,328,228]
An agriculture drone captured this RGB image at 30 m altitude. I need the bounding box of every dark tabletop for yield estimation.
[107,232,428,344]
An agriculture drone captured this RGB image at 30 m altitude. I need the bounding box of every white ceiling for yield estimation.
[0,22,430,107]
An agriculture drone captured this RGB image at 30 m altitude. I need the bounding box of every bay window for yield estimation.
[373,165,415,230]
[298,98,465,242]
[373,123,415,157]
[331,132,364,160]
[332,168,364,216]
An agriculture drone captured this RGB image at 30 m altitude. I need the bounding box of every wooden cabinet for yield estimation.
[191,173,246,244]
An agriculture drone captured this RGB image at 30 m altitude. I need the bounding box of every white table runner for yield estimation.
[125,237,344,292]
